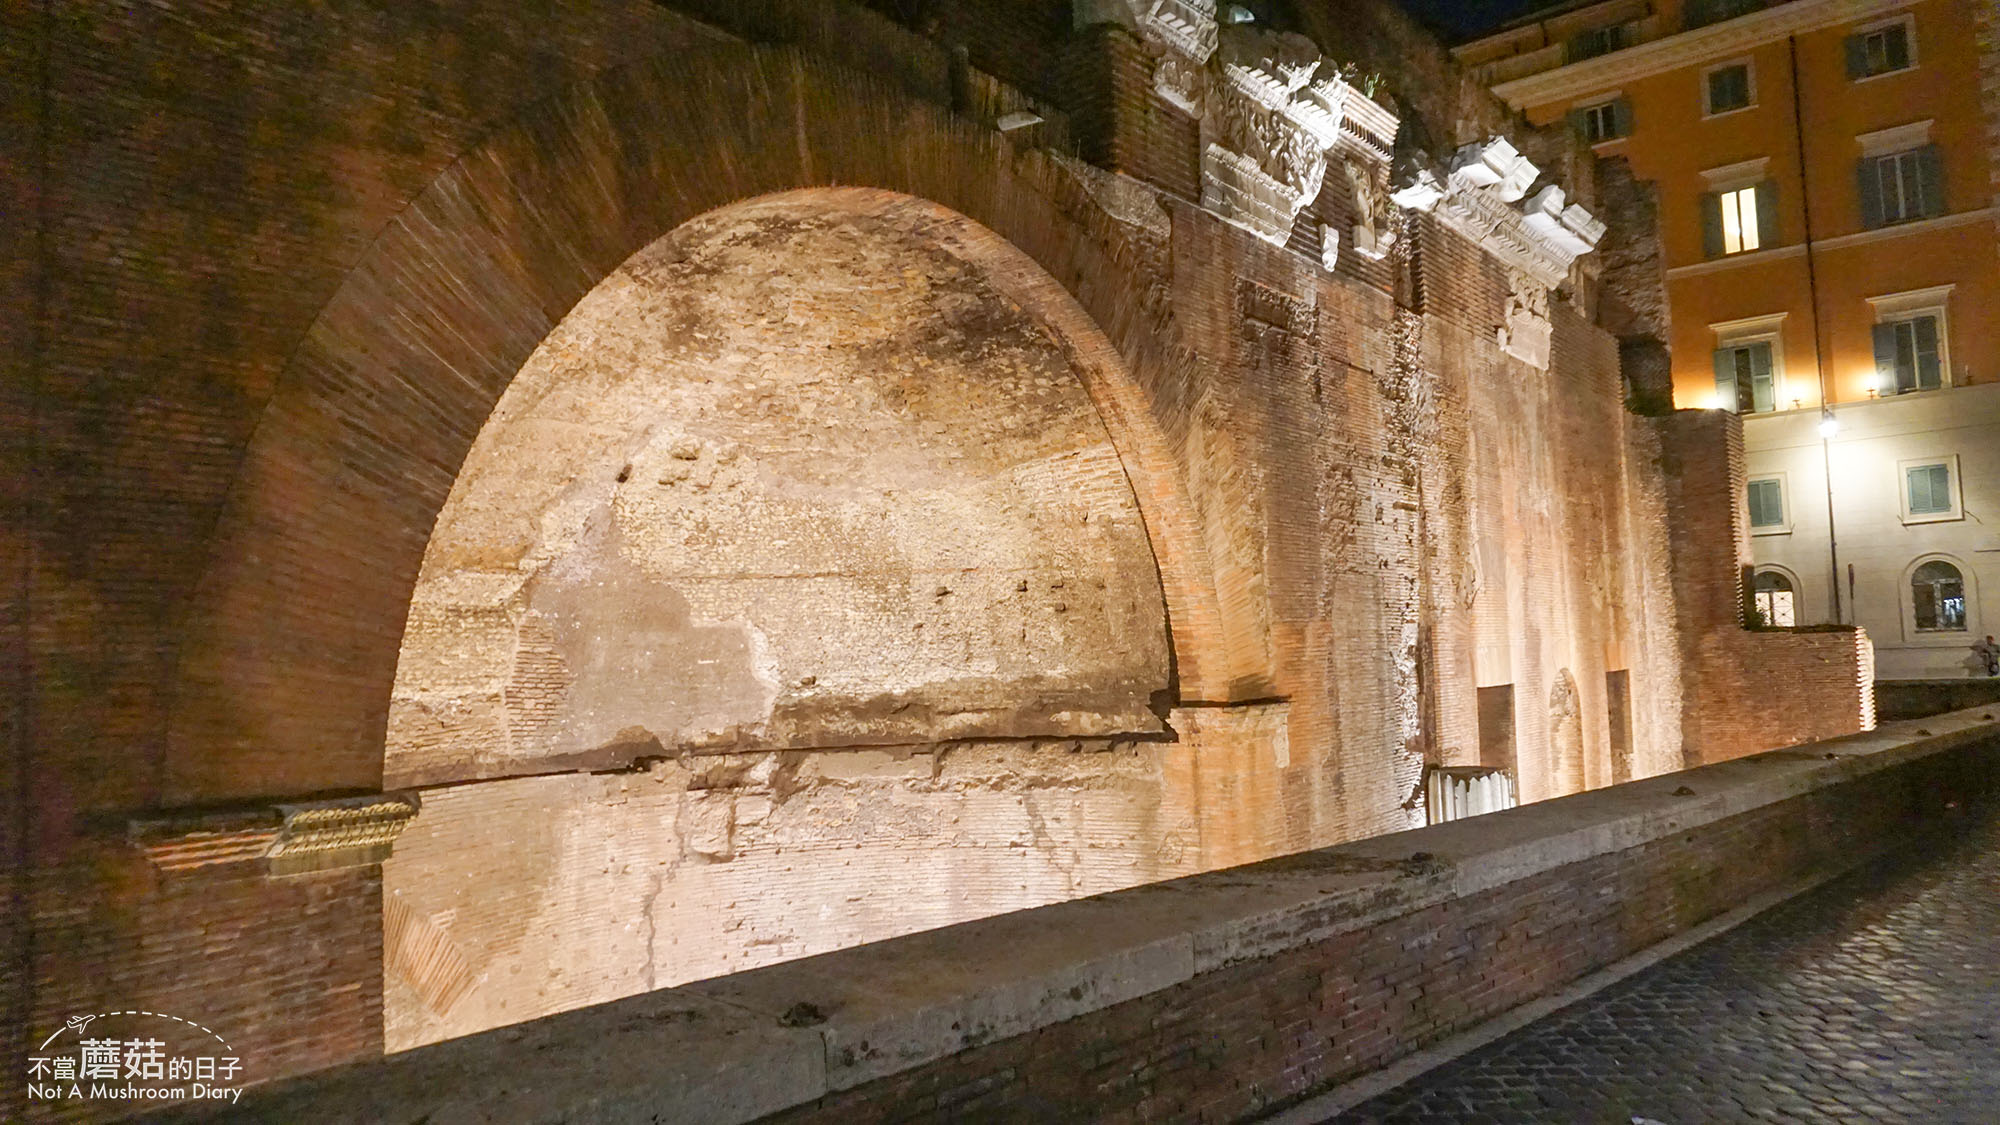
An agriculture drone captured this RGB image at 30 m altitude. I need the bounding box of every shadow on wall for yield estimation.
[1876,679,2000,721]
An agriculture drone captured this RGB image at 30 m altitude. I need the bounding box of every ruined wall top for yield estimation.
[1075,0,1606,364]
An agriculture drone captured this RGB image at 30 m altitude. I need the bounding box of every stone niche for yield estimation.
[381,193,1196,1048]
[385,194,1173,788]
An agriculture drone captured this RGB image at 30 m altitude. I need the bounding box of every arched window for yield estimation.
[1911,560,1967,631]
[1752,569,1795,627]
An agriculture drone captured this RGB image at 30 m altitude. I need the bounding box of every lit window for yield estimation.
[1906,463,1953,516]
[1753,570,1795,627]
[1747,477,1785,529]
[1848,21,1913,79]
[1911,560,1966,631]
[1706,64,1752,114]
[1719,186,1760,253]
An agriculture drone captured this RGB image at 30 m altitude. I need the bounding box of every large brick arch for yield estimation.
[168,44,1268,803]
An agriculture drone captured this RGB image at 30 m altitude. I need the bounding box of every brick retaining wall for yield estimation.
[203,707,2000,1124]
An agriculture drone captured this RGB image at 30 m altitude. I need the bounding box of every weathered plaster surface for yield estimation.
[388,197,1171,787]
[384,738,1196,1049]
[383,195,1191,1047]
[247,710,2000,1124]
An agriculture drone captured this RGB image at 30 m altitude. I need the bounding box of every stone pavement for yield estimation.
[1325,802,2000,1124]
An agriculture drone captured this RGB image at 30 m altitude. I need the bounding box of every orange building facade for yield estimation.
[1461,0,2000,679]
[1461,0,1997,411]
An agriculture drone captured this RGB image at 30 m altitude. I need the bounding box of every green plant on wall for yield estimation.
[1332,60,1385,100]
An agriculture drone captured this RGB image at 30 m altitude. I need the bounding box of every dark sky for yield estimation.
[1394,0,1551,40]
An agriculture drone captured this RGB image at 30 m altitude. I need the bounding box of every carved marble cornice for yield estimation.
[1391,137,1606,290]
[1135,0,1218,65]
[1080,3,1402,252]
[1084,0,1220,112]
[1201,23,1402,248]
[130,791,421,876]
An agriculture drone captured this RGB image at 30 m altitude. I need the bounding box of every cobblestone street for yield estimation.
[1328,802,2000,1124]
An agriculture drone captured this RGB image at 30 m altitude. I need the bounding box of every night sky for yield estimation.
[1395,0,1553,40]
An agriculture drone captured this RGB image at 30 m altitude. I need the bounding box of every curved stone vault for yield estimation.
[382,191,1196,1048]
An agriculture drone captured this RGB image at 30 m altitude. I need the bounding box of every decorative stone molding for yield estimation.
[1054,154,1174,240]
[1498,268,1553,368]
[1140,0,1219,111]
[1078,3,1402,250]
[1080,0,1219,113]
[269,794,423,876]
[1699,156,1770,192]
[1201,24,1401,247]
[130,791,421,876]
[1346,156,1396,260]
[1393,137,1606,294]
[1854,119,1932,158]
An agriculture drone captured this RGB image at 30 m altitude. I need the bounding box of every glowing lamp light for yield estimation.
[1818,411,1840,439]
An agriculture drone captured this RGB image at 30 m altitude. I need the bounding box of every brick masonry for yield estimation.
[203,714,2000,1125]
[1654,410,1876,766]
[5,0,1878,1112]
[746,734,1997,1125]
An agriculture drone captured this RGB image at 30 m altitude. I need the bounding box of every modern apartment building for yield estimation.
[1459,0,2000,679]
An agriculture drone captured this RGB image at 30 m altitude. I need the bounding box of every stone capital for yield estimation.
[130,791,421,876]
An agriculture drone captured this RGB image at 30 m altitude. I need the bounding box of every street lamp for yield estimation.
[1819,407,1841,624]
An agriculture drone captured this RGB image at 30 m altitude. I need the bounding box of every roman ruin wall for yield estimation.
[5,0,1874,1105]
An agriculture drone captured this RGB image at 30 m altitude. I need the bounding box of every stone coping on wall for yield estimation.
[209,707,2000,1124]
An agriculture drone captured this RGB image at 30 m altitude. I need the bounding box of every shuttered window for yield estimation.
[1845,21,1913,79]
[1705,64,1752,114]
[1858,146,1944,228]
[1747,478,1785,528]
[1906,464,1953,516]
[1713,341,1776,413]
[1872,315,1943,393]
[1570,97,1631,144]
[1566,23,1626,62]
[1686,0,1766,31]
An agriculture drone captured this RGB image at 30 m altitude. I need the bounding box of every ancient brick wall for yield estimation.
[208,716,2000,1125]
[11,3,741,1112]
[747,735,1993,1125]
[4,0,1871,1111]
[32,844,382,1102]
[1978,0,2000,245]
[1594,156,1670,343]
[1654,410,1876,765]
